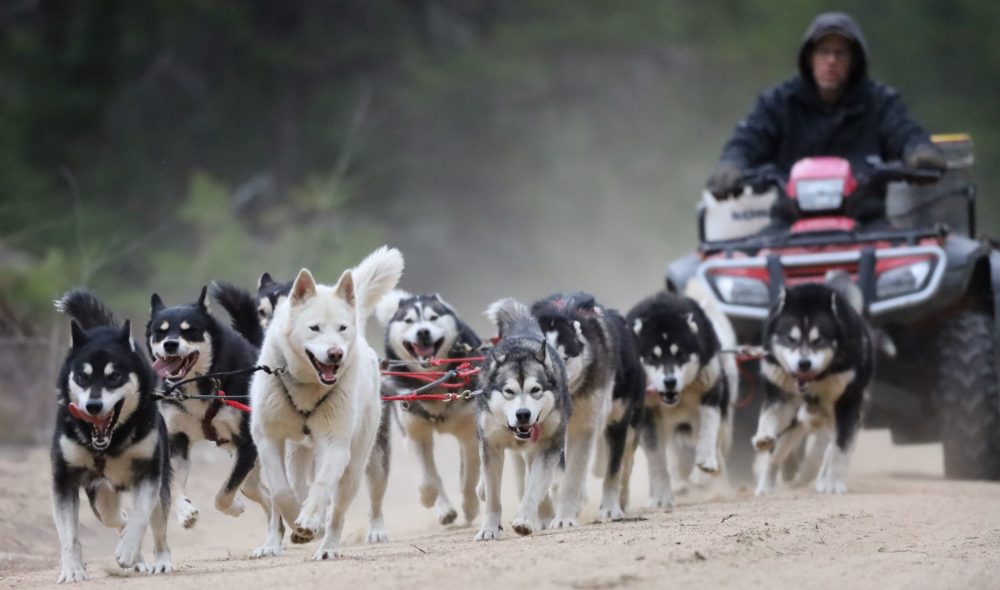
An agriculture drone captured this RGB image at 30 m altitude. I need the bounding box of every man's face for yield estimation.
[810,35,852,96]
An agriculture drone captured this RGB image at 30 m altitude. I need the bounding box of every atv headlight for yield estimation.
[796,178,845,211]
[713,275,770,306]
[876,261,932,299]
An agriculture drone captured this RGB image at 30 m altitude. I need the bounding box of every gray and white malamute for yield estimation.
[475,298,570,540]
[249,246,404,560]
[146,286,269,531]
[626,291,735,510]
[52,290,173,582]
[531,292,642,524]
[375,290,483,527]
[753,281,874,495]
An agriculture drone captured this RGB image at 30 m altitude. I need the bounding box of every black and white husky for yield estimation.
[531,293,643,524]
[375,290,483,527]
[249,246,404,560]
[146,286,268,530]
[626,291,735,510]
[476,298,570,540]
[52,290,172,582]
[255,272,291,330]
[752,282,874,495]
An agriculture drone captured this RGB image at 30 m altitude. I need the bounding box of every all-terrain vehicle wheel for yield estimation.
[935,305,1000,480]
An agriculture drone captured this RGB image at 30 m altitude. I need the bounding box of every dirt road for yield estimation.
[3,430,999,590]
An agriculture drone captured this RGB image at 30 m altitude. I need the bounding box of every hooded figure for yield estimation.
[705,12,945,222]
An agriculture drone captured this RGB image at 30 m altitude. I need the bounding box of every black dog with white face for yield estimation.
[753,283,874,495]
[146,286,267,530]
[52,289,172,582]
[627,291,732,510]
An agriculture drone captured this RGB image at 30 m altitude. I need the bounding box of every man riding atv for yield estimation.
[671,12,1000,482]
[705,11,946,230]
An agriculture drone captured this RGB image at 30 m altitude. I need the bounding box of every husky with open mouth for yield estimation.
[51,289,173,583]
[146,286,268,530]
[249,246,404,560]
[752,281,874,495]
[375,290,483,528]
[475,298,570,540]
[626,290,735,510]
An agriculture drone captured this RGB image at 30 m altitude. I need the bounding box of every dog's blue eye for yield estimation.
[309,325,320,332]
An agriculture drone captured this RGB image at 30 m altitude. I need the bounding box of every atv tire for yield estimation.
[935,306,1000,480]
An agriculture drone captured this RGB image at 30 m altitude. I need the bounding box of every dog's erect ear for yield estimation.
[150,293,165,314]
[258,272,274,290]
[290,268,317,305]
[535,342,547,364]
[685,312,699,335]
[70,320,88,348]
[774,287,787,315]
[196,286,210,312]
[335,269,356,307]
[120,319,136,352]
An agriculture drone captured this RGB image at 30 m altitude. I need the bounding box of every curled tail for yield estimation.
[486,298,541,340]
[353,246,405,322]
[211,281,265,348]
[54,289,119,329]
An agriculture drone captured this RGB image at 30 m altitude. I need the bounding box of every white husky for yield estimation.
[249,246,404,560]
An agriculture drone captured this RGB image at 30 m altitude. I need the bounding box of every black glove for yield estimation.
[905,142,947,174]
[705,160,743,200]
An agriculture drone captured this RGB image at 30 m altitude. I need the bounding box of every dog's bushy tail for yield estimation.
[211,281,265,348]
[54,289,119,329]
[486,298,541,340]
[353,246,405,325]
[374,288,412,327]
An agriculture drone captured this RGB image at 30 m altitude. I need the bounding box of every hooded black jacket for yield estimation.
[717,12,933,175]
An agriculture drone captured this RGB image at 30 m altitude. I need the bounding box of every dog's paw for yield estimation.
[148,552,173,575]
[816,476,848,495]
[312,546,341,560]
[752,434,775,452]
[510,516,536,536]
[647,493,676,512]
[696,453,720,474]
[754,478,776,496]
[215,493,245,518]
[130,557,151,574]
[596,505,625,523]
[176,497,199,529]
[293,503,325,541]
[290,529,315,544]
[551,516,577,529]
[437,507,458,526]
[366,526,389,544]
[418,483,438,508]
[114,538,142,570]
[250,544,282,559]
[475,526,501,541]
[57,559,87,583]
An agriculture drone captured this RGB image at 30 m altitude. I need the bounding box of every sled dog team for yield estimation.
[50,246,874,582]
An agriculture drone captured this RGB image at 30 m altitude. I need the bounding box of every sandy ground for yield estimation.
[2,429,999,590]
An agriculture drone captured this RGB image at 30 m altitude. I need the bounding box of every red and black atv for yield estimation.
[667,135,1000,481]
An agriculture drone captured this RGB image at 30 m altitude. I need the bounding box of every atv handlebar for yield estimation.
[733,161,943,196]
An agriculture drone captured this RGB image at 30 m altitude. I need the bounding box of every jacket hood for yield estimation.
[797,12,868,92]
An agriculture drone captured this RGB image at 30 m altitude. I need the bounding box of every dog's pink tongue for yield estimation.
[414,344,436,359]
[530,423,541,443]
[152,357,182,378]
[319,363,337,382]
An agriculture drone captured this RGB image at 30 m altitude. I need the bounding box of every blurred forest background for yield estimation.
[1,0,999,441]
